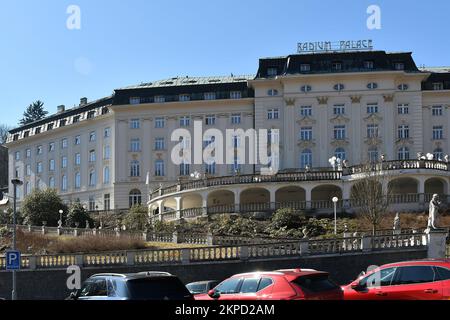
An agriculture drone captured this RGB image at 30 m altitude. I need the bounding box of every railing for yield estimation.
[346,160,449,176]
[372,233,426,250]
[309,237,362,254]
[389,193,420,204]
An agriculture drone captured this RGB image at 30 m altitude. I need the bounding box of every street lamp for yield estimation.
[11,178,23,301]
[332,196,339,236]
[58,209,63,226]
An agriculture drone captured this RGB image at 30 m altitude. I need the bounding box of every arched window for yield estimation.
[103,166,110,184]
[368,147,379,163]
[129,189,142,208]
[398,147,410,160]
[300,149,313,169]
[49,177,55,189]
[433,148,444,161]
[335,148,346,160]
[74,172,81,189]
[89,170,96,186]
[130,160,140,177]
[61,175,67,191]
[25,182,31,196]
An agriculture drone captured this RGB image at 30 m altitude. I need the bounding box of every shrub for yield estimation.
[66,201,94,228]
[22,189,68,226]
[210,214,261,237]
[122,205,149,231]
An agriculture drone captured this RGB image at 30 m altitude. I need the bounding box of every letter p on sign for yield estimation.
[6,250,21,270]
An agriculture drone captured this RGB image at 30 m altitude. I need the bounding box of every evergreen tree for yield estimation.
[19,100,48,125]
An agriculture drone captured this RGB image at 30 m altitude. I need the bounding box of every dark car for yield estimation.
[186,280,221,295]
[67,271,194,300]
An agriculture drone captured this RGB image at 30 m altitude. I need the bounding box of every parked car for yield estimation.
[195,268,343,300]
[186,280,221,295]
[67,271,194,300]
[342,259,450,300]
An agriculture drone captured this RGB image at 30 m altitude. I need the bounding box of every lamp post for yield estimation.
[11,178,23,301]
[332,196,339,236]
[59,209,63,224]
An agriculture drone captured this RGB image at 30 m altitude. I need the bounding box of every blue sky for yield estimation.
[0,0,449,128]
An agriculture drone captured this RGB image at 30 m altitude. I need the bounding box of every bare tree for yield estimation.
[350,162,393,236]
[0,124,11,145]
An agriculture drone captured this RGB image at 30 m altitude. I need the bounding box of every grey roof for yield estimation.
[420,66,450,73]
[117,75,255,90]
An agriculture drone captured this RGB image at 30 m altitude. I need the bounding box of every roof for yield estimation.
[117,75,255,90]
[378,259,450,269]
[90,271,174,280]
[420,66,450,73]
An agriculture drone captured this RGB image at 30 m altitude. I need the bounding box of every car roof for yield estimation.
[381,259,450,269]
[90,271,175,280]
[187,280,219,285]
[230,268,327,280]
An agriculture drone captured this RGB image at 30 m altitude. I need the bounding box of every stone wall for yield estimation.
[0,249,427,300]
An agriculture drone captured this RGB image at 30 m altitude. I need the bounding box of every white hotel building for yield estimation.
[5,50,450,219]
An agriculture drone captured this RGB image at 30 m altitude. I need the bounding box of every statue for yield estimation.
[393,213,401,230]
[85,220,90,229]
[57,219,63,228]
[428,194,441,230]
[444,154,449,163]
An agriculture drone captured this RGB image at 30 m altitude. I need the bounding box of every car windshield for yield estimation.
[292,274,339,293]
[126,277,192,300]
[186,283,208,294]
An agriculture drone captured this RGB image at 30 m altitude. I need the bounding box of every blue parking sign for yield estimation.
[6,251,21,270]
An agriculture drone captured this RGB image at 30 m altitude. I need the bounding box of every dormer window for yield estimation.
[23,131,30,138]
[154,96,165,103]
[433,82,444,91]
[267,89,279,96]
[73,115,80,123]
[101,107,109,115]
[364,61,374,69]
[332,62,342,71]
[35,127,41,134]
[13,134,19,141]
[398,84,409,91]
[394,62,405,70]
[367,82,378,90]
[267,67,278,77]
[87,111,95,119]
[47,123,54,131]
[300,85,312,93]
[333,83,345,91]
[59,119,66,127]
[300,64,311,72]
[204,92,216,100]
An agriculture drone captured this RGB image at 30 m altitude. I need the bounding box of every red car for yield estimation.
[195,269,343,300]
[342,259,450,300]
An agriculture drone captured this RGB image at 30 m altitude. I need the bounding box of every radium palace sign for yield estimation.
[297,40,374,54]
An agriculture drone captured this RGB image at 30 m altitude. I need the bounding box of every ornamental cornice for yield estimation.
[285,98,296,106]
[330,114,350,124]
[364,113,383,122]
[350,95,362,104]
[317,97,329,105]
[365,137,383,146]
[297,140,316,148]
[383,95,395,102]
[331,139,350,147]
[297,116,317,125]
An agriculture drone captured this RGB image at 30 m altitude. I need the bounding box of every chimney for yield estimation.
[80,97,88,106]
[57,105,65,113]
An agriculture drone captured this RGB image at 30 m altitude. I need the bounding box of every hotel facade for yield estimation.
[5,50,450,220]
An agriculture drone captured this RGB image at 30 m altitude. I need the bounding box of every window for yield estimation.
[333,125,346,140]
[231,114,241,124]
[332,62,342,71]
[37,162,43,174]
[104,127,111,137]
[104,194,111,211]
[87,111,95,119]
[215,278,242,294]
[74,172,81,189]
[398,84,409,91]
[398,147,410,160]
[23,131,29,138]
[48,142,55,152]
[240,278,260,294]
[398,104,409,114]
[367,124,379,138]
[103,145,110,160]
[292,274,340,293]
[398,125,410,139]
[257,278,274,291]
[205,163,216,175]
[300,64,311,72]
[130,138,141,152]
[204,92,216,100]
[433,82,444,91]
[26,164,31,176]
[74,135,81,145]
[436,267,450,280]
[364,60,374,69]
[79,279,107,297]
[59,119,66,127]
[130,160,140,177]
[394,266,436,285]
[49,177,55,188]
[35,127,41,134]
[14,167,20,178]
[89,150,96,162]
[335,148,346,160]
[432,105,443,116]
[333,104,345,115]
[180,116,190,126]
[155,160,165,176]
[61,156,68,169]
[179,163,190,176]
[267,89,279,96]
[89,170,96,186]
[130,119,140,129]
[432,126,443,140]
[155,117,165,128]
[179,94,190,102]
[368,147,379,162]
[155,138,165,150]
[434,148,444,161]
[89,131,96,142]
[205,115,216,125]
[25,182,31,196]
[300,127,313,141]
[49,159,55,171]
[101,107,109,115]
[300,149,312,169]
[89,196,96,211]
[130,97,140,105]
[129,189,142,208]
[37,145,43,155]
[300,85,312,93]
[230,91,242,99]
[367,82,378,90]
[61,175,68,191]
[154,95,165,103]
[75,153,81,166]
[300,106,312,117]
[367,104,378,114]
[26,149,31,158]
[267,109,279,120]
[394,62,405,70]
[267,67,277,76]
[61,138,68,149]
[103,166,110,184]
[360,267,397,288]
[333,83,345,91]
[47,123,54,131]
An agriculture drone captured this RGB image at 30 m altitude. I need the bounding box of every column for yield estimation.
[317,98,329,168]
[351,96,362,164]
[201,193,208,216]
[383,95,395,160]
[232,188,240,212]
[269,187,276,210]
[175,196,182,219]
[167,116,177,181]
[305,185,312,209]
[284,99,296,169]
